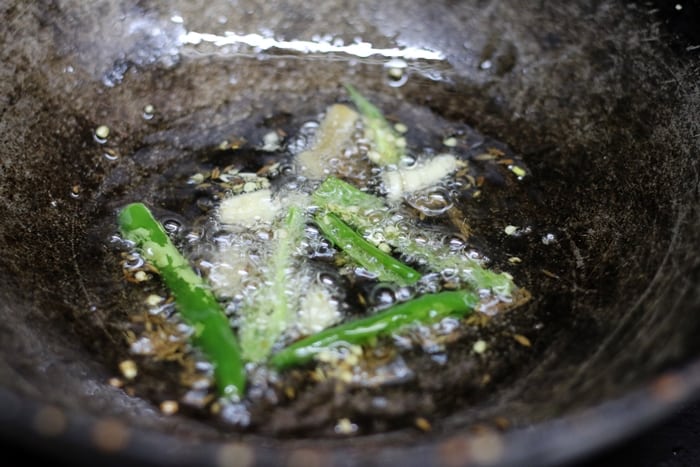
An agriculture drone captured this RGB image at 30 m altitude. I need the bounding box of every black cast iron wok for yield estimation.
[1,0,698,465]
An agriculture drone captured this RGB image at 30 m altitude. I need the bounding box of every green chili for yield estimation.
[118,202,246,399]
[314,177,515,297]
[314,211,421,286]
[345,84,404,166]
[312,175,385,214]
[270,290,478,369]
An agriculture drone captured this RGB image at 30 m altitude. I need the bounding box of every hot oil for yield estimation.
[104,89,549,436]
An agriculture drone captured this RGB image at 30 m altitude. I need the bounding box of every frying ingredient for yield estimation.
[314,211,421,286]
[296,103,359,178]
[119,359,138,380]
[218,188,278,226]
[114,85,530,422]
[94,124,110,141]
[345,84,405,166]
[381,153,460,202]
[238,206,306,362]
[118,202,246,398]
[271,290,478,369]
[312,177,515,300]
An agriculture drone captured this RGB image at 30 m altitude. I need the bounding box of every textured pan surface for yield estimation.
[0,1,698,465]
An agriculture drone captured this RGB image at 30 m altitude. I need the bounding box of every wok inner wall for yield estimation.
[0,0,698,444]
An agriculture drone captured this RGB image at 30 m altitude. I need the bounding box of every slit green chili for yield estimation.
[270,290,478,369]
[314,177,515,297]
[345,83,404,166]
[118,202,246,399]
[314,210,421,286]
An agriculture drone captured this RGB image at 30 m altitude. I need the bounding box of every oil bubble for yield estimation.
[287,121,319,154]
[385,58,408,87]
[542,233,557,245]
[416,273,441,294]
[399,154,417,169]
[369,284,397,308]
[162,218,182,233]
[219,402,251,427]
[387,69,408,87]
[436,316,461,334]
[278,163,295,176]
[394,286,415,302]
[429,353,448,365]
[479,59,493,70]
[317,272,339,287]
[440,268,459,281]
[405,187,453,216]
[466,250,483,261]
[366,210,385,225]
[445,234,467,250]
[122,254,145,270]
[311,243,335,260]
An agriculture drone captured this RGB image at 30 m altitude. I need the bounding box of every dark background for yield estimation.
[576,401,700,467]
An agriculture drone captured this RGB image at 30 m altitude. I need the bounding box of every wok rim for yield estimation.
[2,359,699,467]
[1,1,699,465]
